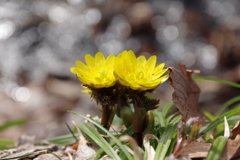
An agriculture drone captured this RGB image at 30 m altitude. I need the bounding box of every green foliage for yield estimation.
[0,119,27,150]
[0,139,14,150]
[0,119,26,131]
[2,76,240,159]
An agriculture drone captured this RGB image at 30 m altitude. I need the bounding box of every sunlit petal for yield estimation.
[137,56,146,65]
[146,56,156,70]
[76,61,87,70]
[153,68,169,79]
[95,52,105,62]
[154,63,165,72]
[114,50,168,90]
[85,54,96,68]
[70,52,116,88]
[70,67,79,74]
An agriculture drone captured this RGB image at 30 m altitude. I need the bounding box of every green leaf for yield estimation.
[154,139,172,160]
[47,133,79,145]
[162,102,174,118]
[79,123,120,160]
[206,136,228,160]
[216,96,240,116]
[153,111,165,127]
[154,125,176,160]
[169,115,182,125]
[0,139,14,150]
[194,76,240,89]
[0,119,27,131]
[69,111,133,160]
[201,107,240,135]
[202,110,216,121]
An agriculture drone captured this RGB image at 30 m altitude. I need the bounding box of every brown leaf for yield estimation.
[231,120,240,139]
[169,63,201,121]
[179,141,211,159]
[221,135,240,160]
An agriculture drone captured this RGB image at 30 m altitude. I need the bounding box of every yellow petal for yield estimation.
[159,74,169,83]
[76,60,87,70]
[85,54,95,68]
[70,67,79,74]
[82,89,92,94]
[154,63,165,72]
[146,56,156,70]
[106,54,115,64]
[137,56,146,65]
[153,68,169,79]
[95,52,105,62]
[127,50,137,65]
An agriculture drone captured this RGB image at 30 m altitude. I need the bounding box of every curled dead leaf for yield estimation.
[221,135,240,160]
[169,63,201,122]
[231,120,240,139]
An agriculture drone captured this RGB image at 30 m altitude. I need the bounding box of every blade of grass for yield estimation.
[206,117,229,160]
[65,123,78,142]
[0,119,26,131]
[165,112,178,124]
[154,125,176,160]
[201,107,240,134]
[121,125,133,136]
[168,115,182,125]
[95,141,117,159]
[202,110,216,121]
[162,102,174,118]
[158,139,172,160]
[215,96,240,116]
[194,76,240,89]
[153,111,165,127]
[79,123,121,160]
[206,136,228,160]
[0,139,14,150]
[47,133,79,145]
[69,111,133,160]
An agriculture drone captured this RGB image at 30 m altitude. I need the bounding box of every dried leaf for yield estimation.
[169,63,201,121]
[231,121,240,139]
[221,135,240,160]
[179,141,211,159]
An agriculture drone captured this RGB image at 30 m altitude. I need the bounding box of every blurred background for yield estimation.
[0,0,240,141]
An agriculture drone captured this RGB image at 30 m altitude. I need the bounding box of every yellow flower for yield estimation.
[70,52,116,88]
[114,50,169,90]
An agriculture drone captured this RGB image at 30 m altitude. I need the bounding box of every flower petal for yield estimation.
[127,50,137,65]
[154,63,165,72]
[152,68,169,79]
[137,56,146,65]
[85,54,95,68]
[146,56,156,70]
[76,60,87,70]
[159,74,169,83]
[70,67,79,74]
[95,52,105,62]
[106,54,115,63]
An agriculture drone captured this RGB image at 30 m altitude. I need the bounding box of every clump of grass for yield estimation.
[68,76,239,159]
[1,76,239,160]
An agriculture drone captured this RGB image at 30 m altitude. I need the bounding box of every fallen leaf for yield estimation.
[221,135,240,160]
[231,120,240,139]
[179,141,211,159]
[169,63,201,122]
